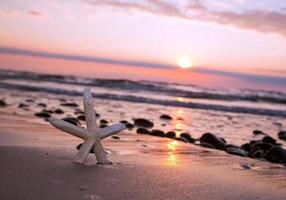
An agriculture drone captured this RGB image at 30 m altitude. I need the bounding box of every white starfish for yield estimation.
[48,87,126,164]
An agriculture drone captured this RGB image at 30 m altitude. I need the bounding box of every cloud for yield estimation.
[83,0,286,38]
[28,10,44,16]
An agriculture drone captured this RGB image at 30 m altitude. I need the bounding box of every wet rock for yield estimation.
[125,123,134,129]
[262,136,276,144]
[54,108,64,114]
[160,114,173,120]
[100,124,108,128]
[253,130,265,135]
[120,120,129,125]
[42,109,53,114]
[18,103,29,108]
[180,133,195,143]
[249,148,264,158]
[100,119,108,124]
[225,147,247,157]
[251,142,273,152]
[62,117,81,126]
[263,146,286,164]
[199,133,226,150]
[200,142,215,149]
[150,129,165,137]
[77,115,85,121]
[61,102,78,107]
[136,128,150,135]
[278,131,286,141]
[34,111,51,118]
[74,109,84,115]
[37,103,46,108]
[134,118,154,128]
[241,143,251,152]
[112,136,120,140]
[76,143,94,153]
[175,137,188,143]
[166,131,176,138]
[0,99,7,107]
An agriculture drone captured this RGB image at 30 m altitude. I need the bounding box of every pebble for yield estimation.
[241,143,251,152]
[0,99,7,107]
[253,130,265,135]
[136,128,150,134]
[112,136,120,140]
[100,124,108,128]
[37,103,47,108]
[263,146,286,164]
[225,147,248,157]
[200,142,216,149]
[166,131,176,138]
[262,136,276,144]
[249,148,264,158]
[34,111,51,118]
[251,142,273,152]
[100,119,108,124]
[159,114,172,120]
[77,115,85,121]
[18,103,28,108]
[125,123,134,129]
[180,133,195,143]
[61,102,78,107]
[278,131,286,141]
[54,108,64,114]
[150,129,165,137]
[199,133,226,150]
[62,117,81,126]
[134,118,154,128]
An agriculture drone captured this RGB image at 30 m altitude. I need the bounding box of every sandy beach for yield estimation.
[1,105,286,200]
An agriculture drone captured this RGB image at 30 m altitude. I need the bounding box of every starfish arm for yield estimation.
[48,117,90,139]
[73,138,96,164]
[83,88,98,132]
[99,123,126,139]
[93,141,112,164]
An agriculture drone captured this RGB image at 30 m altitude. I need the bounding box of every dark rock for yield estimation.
[0,99,7,107]
[112,136,120,140]
[120,120,129,125]
[100,119,108,124]
[200,142,215,149]
[175,137,188,143]
[278,131,286,141]
[37,103,47,108]
[249,148,264,158]
[180,133,195,143]
[100,124,108,128]
[225,147,248,157]
[61,103,78,107]
[220,137,226,143]
[253,130,265,135]
[62,117,81,126]
[150,129,165,137]
[76,143,94,153]
[42,109,53,114]
[54,108,64,114]
[136,128,150,134]
[74,109,84,115]
[199,133,226,150]
[125,123,134,129]
[263,146,286,164]
[166,131,176,138]
[241,143,251,152]
[18,103,28,108]
[134,118,154,128]
[159,114,173,120]
[262,136,276,144]
[249,140,258,146]
[34,111,51,118]
[251,142,273,152]
[77,115,85,121]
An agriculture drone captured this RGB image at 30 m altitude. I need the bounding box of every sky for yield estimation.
[1,0,286,91]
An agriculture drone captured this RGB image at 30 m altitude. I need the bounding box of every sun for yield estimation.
[177,57,193,69]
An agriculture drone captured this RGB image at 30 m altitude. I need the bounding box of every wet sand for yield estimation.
[0,110,286,200]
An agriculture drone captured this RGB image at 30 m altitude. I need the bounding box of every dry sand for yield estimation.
[0,110,286,200]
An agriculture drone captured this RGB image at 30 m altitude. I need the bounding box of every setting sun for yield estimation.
[177,57,193,69]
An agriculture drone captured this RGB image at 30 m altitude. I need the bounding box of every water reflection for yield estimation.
[172,108,188,137]
[166,140,179,167]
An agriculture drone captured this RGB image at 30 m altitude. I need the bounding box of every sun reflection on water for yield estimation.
[166,140,179,167]
[172,108,188,137]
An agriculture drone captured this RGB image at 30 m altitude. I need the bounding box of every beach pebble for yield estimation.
[253,130,265,135]
[61,102,78,107]
[62,117,81,126]
[251,142,273,152]
[112,136,120,140]
[200,142,216,149]
[160,114,173,120]
[278,131,286,141]
[262,136,276,144]
[180,133,195,143]
[263,146,286,164]
[0,99,7,107]
[77,115,85,121]
[18,103,29,108]
[125,123,134,129]
[34,111,51,118]
[241,143,251,152]
[249,148,264,158]
[100,119,108,124]
[166,131,176,138]
[42,109,54,114]
[54,108,64,114]
[136,128,150,134]
[100,124,108,128]
[150,129,165,137]
[134,118,154,128]
[37,103,47,108]
[199,133,226,150]
[226,147,248,157]
[120,120,129,125]
[74,109,84,115]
